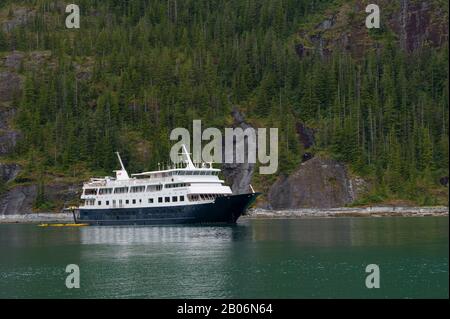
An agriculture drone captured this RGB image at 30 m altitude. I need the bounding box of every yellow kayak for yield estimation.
[38,223,89,227]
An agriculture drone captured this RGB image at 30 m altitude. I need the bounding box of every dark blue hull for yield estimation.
[76,193,260,225]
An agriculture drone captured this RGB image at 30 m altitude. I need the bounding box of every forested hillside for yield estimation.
[0,0,448,209]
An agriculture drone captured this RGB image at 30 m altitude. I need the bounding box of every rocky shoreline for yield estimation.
[243,206,449,218]
[0,206,448,224]
[0,213,74,224]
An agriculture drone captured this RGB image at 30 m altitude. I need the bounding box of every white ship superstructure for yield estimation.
[77,145,259,225]
[80,145,232,210]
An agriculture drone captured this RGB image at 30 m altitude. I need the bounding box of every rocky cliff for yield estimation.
[221,107,256,195]
[295,0,448,58]
[268,157,370,209]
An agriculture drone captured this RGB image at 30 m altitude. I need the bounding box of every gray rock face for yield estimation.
[221,107,256,195]
[0,107,15,129]
[0,185,37,215]
[0,71,23,102]
[0,130,21,156]
[268,157,369,209]
[0,107,21,156]
[44,183,81,205]
[0,163,21,183]
[295,0,448,59]
[394,0,448,52]
[3,51,25,71]
[2,8,35,33]
[0,182,81,215]
[0,98,21,156]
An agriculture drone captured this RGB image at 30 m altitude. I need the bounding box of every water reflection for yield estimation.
[77,225,243,298]
[79,225,240,245]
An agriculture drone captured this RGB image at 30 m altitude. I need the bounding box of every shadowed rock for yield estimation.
[296,121,315,149]
[0,107,21,156]
[221,107,256,195]
[0,130,22,156]
[0,185,37,215]
[0,163,21,183]
[0,71,22,102]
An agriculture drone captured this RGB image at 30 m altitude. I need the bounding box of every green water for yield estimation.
[0,217,448,299]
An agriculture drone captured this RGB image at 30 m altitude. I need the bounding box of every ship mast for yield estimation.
[114,152,130,180]
[180,144,195,169]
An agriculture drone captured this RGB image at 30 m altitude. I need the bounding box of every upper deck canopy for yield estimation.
[131,167,220,178]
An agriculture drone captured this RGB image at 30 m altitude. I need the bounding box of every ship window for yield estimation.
[99,188,113,195]
[165,197,170,203]
[98,201,102,205]
[148,198,154,203]
[158,197,163,203]
[131,186,145,193]
[139,199,142,203]
[126,200,129,204]
[180,196,184,202]
[106,201,109,205]
[165,183,189,189]
[188,195,199,201]
[84,188,97,195]
[172,196,177,202]
[147,185,162,192]
[132,199,136,204]
[114,187,129,194]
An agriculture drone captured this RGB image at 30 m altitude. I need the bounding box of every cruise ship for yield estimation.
[75,145,260,225]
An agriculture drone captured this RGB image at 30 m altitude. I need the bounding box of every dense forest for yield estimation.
[0,0,448,206]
